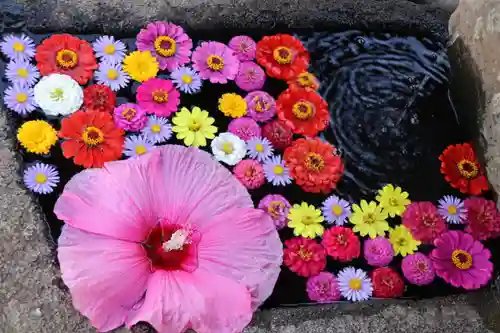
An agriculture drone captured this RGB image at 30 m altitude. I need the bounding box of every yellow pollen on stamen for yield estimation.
[332,204,343,216]
[135,145,147,155]
[222,142,233,154]
[13,42,24,52]
[56,49,78,69]
[304,152,324,172]
[15,93,27,103]
[267,201,285,219]
[292,101,315,120]
[34,173,47,184]
[448,205,457,215]
[151,124,161,133]
[152,90,169,103]
[363,213,376,225]
[107,69,119,80]
[297,73,313,86]
[81,126,104,146]
[154,36,177,57]
[206,55,225,71]
[104,44,116,55]
[181,74,193,84]
[298,245,312,261]
[255,143,264,152]
[188,120,201,131]
[273,165,284,175]
[457,159,479,179]
[50,88,64,101]
[451,249,473,270]
[273,46,293,64]
[121,107,136,120]
[16,68,28,78]
[349,278,362,291]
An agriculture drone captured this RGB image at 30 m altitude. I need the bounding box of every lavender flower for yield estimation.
[23,163,59,194]
[337,267,373,302]
[5,60,40,87]
[437,195,467,224]
[321,195,351,225]
[3,84,37,116]
[94,61,130,91]
[263,155,291,186]
[123,135,155,158]
[141,115,172,144]
[170,66,202,94]
[247,137,274,162]
[92,36,127,65]
[0,34,35,62]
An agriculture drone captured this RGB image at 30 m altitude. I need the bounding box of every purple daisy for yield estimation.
[92,36,127,65]
[136,21,193,71]
[192,41,240,84]
[113,103,148,132]
[3,84,37,116]
[263,155,291,186]
[401,252,435,286]
[337,267,373,302]
[94,61,131,91]
[141,115,172,144]
[5,60,40,87]
[235,61,266,92]
[245,91,276,123]
[228,36,257,61]
[0,34,35,62]
[258,194,291,229]
[437,195,467,224]
[227,117,261,141]
[363,237,394,267]
[23,162,59,194]
[247,137,274,162]
[321,195,351,225]
[123,135,155,158]
[170,66,202,94]
[306,272,342,303]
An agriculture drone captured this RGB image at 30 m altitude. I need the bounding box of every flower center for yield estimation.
[245,166,257,178]
[298,245,312,261]
[135,145,147,155]
[244,69,257,81]
[301,214,315,225]
[297,73,313,87]
[363,212,376,224]
[151,124,161,133]
[253,97,269,113]
[349,278,362,291]
[447,205,457,215]
[304,152,324,172]
[255,143,265,152]
[121,107,136,120]
[188,120,201,132]
[457,159,479,179]
[206,55,224,71]
[82,126,104,146]
[222,142,233,154]
[332,204,343,216]
[104,44,116,55]
[239,42,250,52]
[16,68,28,78]
[106,69,119,80]
[50,88,65,102]
[451,249,473,270]
[292,101,315,120]
[397,238,407,247]
[152,89,169,103]
[416,260,428,272]
[388,197,399,206]
[273,165,284,175]
[34,173,47,184]
[56,49,78,69]
[91,88,109,108]
[273,46,293,64]
[13,42,24,52]
[267,201,285,219]
[421,214,436,227]
[15,93,27,103]
[154,36,177,57]
[336,234,346,245]
[181,74,193,84]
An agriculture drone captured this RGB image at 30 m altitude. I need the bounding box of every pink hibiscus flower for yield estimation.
[137,78,180,117]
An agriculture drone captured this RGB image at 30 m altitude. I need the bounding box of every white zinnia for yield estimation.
[337,267,373,302]
[34,74,83,116]
[211,132,246,166]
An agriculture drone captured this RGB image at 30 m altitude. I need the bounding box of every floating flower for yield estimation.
[1,34,35,62]
[142,115,173,144]
[83,84,116,113]
[5,60,40,87]
[337,267,373,302]
[94,62,131,91]
[170,66,202,94]
[463,197,500,240]
[283,237,326,277]
[123,51,159,82]
[235,61,266,92]
[245,91,276,123]
[350,200,389,238]
[363,237,394,267]
[306,272,341,303]
[172,106,217,147]
[228,36,257,61]
[401,252,435,286]
[263,155,292,186]
[370,267,404,298]
[211,132,246,166]
[59,110,124,168]
[35,34,97,85]
[389,225,421,257]
[113,103,148,132]
[321,226,360,262]
[233,159,265,190]
[3,84,37,116]
[256,34,309,80]
[192,41,240,84]
[258,194,291,230]
[218,93,247,118]
[17,120,57,155]
[321,195,351,226]
[23,162,60,194]
[136,21,192,71]
[92,36,127,65]
[228,117,261,141]
[262,119,293,150]
[247,137,274,162]
[137,78,180,117]
[375,184,411,217]
[288,72,320,90]
[402,202,447,244]
[288,202,324,239]
[33,73,83,117]
[123,135,155,158]
[439,143,488,195]
[54,145,282,333]
[284,138,344,193]
[430,230,493,290]
[276,88,329,137]
[437,195,467,224]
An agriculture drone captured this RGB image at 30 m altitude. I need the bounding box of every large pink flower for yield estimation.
[137,78,180,117]
[54,145,282,333]
[192,41,240,84]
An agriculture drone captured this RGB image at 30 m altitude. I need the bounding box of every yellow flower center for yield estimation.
[292,101,315,120]
[255,143,265,152]
[273,165,284,175]
[188,120,201,132]
[451,249,473,270]
[135,145,147,155]
[16,68,28,78]
[206,55,225,71]
[82,126,104,146]
[304,152,324,172]
[222,142,233,154]
[349,278,362,291]
[152,89,169,103]
[121,107,136,120]
[301,214,316,225]
[35,173,47,184]
[397,238,407,247]
[181,74,193,84]
[13,42,24,52]
[388,197,399,206]
[267,201,285,219]
[50,88,65,102]
[151,124,161,133]
[298,245,312,261]
[15,93,27,103]
[363,212,376,225]
[104,44,116,55]
[297,73,313,87]
[447,205,457,215]
[253,97,268,113]
[457,159,478,179]
[56,49,78,69]
[332,204,343,216]
[154,36,177,57]
[273,46,293,64]
[107,69,119,80]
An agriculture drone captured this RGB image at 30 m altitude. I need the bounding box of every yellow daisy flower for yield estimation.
[287,202,324,239]
[172,106,218,147]
[17,120,58,155]
[350,200,389,239]
[389,225,421,257]
[218,93,247,118]
[376,184,411,217]
[123,51,159,82]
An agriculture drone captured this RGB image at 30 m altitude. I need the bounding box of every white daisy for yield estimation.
[337,267,373,302]
[211,132,246,166]
[33,74,83,117]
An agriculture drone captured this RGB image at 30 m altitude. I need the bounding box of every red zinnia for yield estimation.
[283,237,326,277]
[464,197,500,240]
[59,110,124,168]
[83,85,116,113]
[256,34,309,80]
[35,34,97,85]
[284,138,344,193]
[402,202,447,244]
[439,143,489,195]
[262,119,293,150]
[277,88,329,137]
[370,267,405,298]
[321,226,360,262]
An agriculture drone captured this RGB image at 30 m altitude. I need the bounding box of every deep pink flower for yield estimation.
[401,252,435,286]
[258,194,291,230]
[228,117,261,141]
[306,272,341,303]
[233,159,265,190]
[136,78,180,117]
[402,201,447,244]
[192,41,240,84]
[464,197,500,240]
[245,91,276,123]
[363,237,394,267]
[228,36,257,61]
[283,237,326,277]
[112,103,147,132]
[235,61,266,92]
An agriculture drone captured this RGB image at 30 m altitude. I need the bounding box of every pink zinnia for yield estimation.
[306,272,341,303]
[228,117,261,141]
[54,145,282,333]
[136,78,180,117]
[235,61,266,92]
[402,201,447,244]
[233,159,265,190]
[401,252,435,286]
[363,237,394,267]
[464,197,500,240]
[430,230,493,290]
[136,21,192,71]
[113,103,147,132]
[245,91,276,123]
[192,41,240,84]
[228,36,257,61]
[258,194,291,230]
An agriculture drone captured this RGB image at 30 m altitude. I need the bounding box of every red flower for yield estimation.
[284,138,344,193]
[277,88,329,137]
[402,202,447,244]
[321,226,360,262]
[464,197,500,240]
[439,143,488,195]
[35,34,97,85]
[283,237,326,277]
[370,267,404,298]
[262,119,293,150]
[59,110,124,168]
[256,34,309,80]
[288,72,320,91]
[83,85,116,113]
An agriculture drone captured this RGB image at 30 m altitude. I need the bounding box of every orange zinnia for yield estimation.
[59,110,124,168]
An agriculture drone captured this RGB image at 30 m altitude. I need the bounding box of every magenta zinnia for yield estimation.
[192,41,240,84]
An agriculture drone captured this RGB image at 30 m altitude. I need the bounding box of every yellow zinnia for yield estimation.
[17,120,58,155]
[123,51,159,82]
[389,225,421,257]
[287,202,324,238]
[218,93,247,118]
[376,184,411,217]
[172,106,218,147]
[350,200,389,238]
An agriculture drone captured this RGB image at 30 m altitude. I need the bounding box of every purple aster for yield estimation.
[235,61,266,92]
[23,162,59,194]
[92,36,127,65]
[123,135,155,158]
[363,237,394,267]
[94,61,130,91]
[337,267,373,302]
[228,117,261,141]
[3,84,37,116]
[247,137,273,162]
[141,115,172,144]
[258,194,291,230]
[401,252,435,286]
[170,66,202,94]
[5,60,40,87]
[306,272,342,303]
[0,34,35,62]
[321,195,352,225]
[228,36,257,61]
[437,195,467,224]
[263,155,291,186]
[245,91,276,123]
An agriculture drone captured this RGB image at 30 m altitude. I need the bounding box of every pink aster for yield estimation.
[136,21,192,71]
[233,159,265,190]
[228,36,257,61]
[228,117,261,141]
[402,201,448,244]
[464,197,500,240]
[235,61,266,92]
[401,252,435,286]
[136,78,180,117]
[113,103,148,132]
[54,145,282,333]
[306,272,341,303]
[192,41,240,84]
[245,91,276,123]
